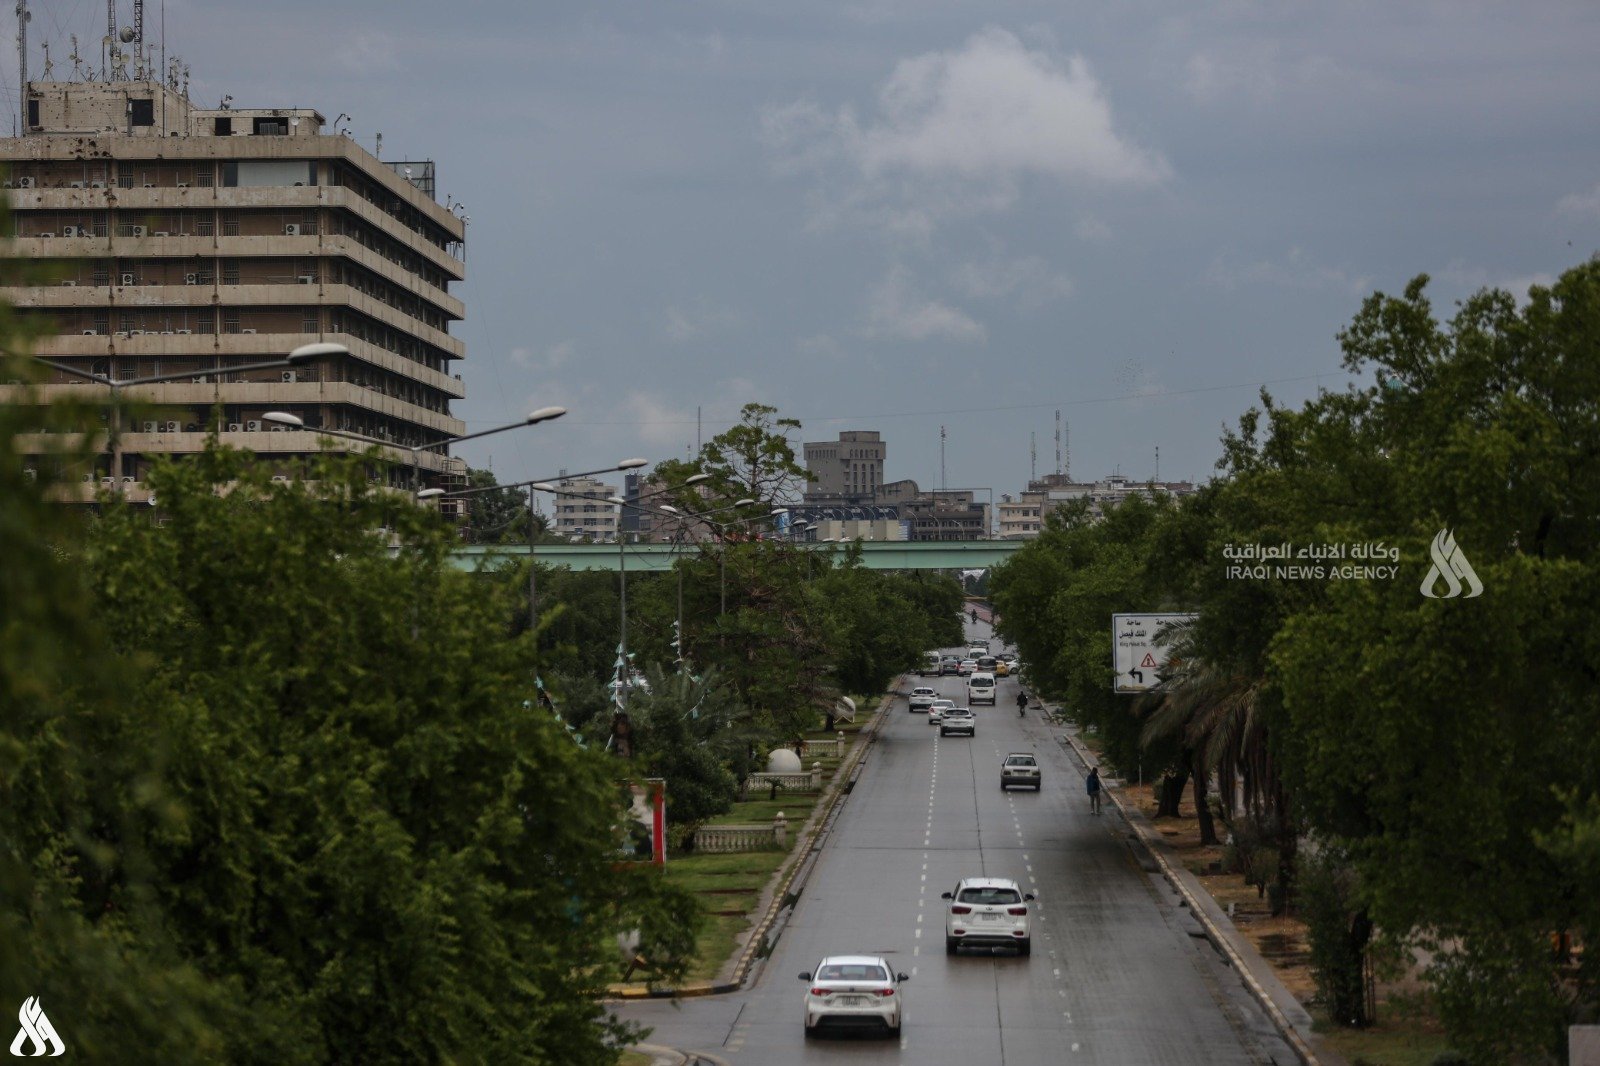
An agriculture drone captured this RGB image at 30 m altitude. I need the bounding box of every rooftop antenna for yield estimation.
[1030,431,1036,483]
[17,0,29,133]
[40,40,51,80]
[1054,409,1061,476]
[69,34,86,80]
[1063,420,1071,481]
[1154,445,1159,484]
[131,0,144,79]
[940,425,947,492]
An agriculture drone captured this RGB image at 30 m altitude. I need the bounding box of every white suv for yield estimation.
[909,686,937,712]
[942,877,1036,956]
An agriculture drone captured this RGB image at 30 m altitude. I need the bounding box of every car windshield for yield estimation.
[958,887,1022,905]
[818,962,888,981]
[946,709,972,717]
[914,688,934,695]
[1005,756,1035,766]
[971,678,992,687]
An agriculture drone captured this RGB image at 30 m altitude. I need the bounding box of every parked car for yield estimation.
[929,699,954,725]
[940,707,976,737]
[942,877,1035,955]
[1000,752,1041,791]
[799,955,908,1038]
[967,672,996,705]
[909,686,937,712]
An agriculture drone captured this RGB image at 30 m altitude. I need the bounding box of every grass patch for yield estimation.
[616,1051,654,1066]
[679,912,753,983]
[664,850,786,894]
[706,796,818,826]
[1311,1011,1453,1066]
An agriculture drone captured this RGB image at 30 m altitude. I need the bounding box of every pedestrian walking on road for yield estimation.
[1087,766,1103,815]
[1016,690,1028,717]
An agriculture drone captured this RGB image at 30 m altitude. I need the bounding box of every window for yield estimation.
[129,99,155,127]
[213,117,233,136]
[252,117,289,136]
[958,887,1022,905]
[26,98,39,128]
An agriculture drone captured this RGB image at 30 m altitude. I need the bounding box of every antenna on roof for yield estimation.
[17,0,28,132]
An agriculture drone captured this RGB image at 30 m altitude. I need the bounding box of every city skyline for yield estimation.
[3,3,1597,494]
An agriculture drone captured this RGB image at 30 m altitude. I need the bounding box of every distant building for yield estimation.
[552,476,619,541]
[1,75,468,500]
[998,474,1197,538]
[803,430,885,504]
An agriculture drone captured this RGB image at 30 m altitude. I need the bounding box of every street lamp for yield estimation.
[36,341,342,495]
[263,404,567,500]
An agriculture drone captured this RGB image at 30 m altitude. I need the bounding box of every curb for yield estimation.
[1057,726,1333,1066]
[605,691,893,1001]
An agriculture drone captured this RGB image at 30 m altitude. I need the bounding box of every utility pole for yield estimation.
[1030,431,1036,483]
[1054,410,1061,476]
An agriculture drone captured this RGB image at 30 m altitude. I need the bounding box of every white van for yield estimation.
[921,651,944,677]
[967,672,996,705]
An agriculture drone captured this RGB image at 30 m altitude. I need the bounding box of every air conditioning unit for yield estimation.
[281,371,297,383]
[23,468,36,482]
[240,328,257,334]
[130,225,147,237]
[100,476,114,486]
[190,376,207,383]
[284,224,301,236]
[121,476,136,484]
[121,274,135,286]
[81,473,93,483]
[269,426,288,433]
[184,274,197,284]
[35,231,53,239]
[128,329,145,336]
[61,279,77,286]
[226,423,243,432]
[82,329,98,335]
[153,230,170,237]
[17,177,35,188]
[271,475,290,481]
[175,328,192,335]
[142,183,155,188]
[176,182,189,188]
[89,180,106,189]
[164,421,180,433]
[69,181,84,188]
[245,420,261,432]
[142,421,159,433]
[62,226,79,237]
[297,275,315,284]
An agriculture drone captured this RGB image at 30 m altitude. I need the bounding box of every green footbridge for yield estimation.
[449,540,1021,573]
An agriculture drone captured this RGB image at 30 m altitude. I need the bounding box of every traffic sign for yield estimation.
[1112,613,1196,693]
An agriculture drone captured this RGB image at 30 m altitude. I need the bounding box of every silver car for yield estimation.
[1000,752,1042,791]
[799,955,909,1038]
[909,686,937,712]
[928,699,954,725]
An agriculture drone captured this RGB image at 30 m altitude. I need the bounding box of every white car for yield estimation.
[967,671,996,705]
[928,699,954,725]
[799,955,909,1038]
[909,686,937,712]
[942,877,1036,956]
[940,707,976,737]
[1000,752,1042,791]
[957,659,977,676]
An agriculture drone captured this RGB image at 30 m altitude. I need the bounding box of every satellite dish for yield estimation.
[119,26,136,43]
[146,493,157,507]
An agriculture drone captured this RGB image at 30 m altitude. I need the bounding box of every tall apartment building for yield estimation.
[551,476,619,542]
[1,77,468,500]
[803,430,885,504]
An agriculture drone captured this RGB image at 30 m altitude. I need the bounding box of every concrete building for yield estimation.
[551,476,619,541]
[1,76,468,500]
[998,474,1198,538]
[803,430,885,504]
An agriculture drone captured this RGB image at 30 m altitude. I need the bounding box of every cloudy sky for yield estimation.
[10,2,1600,493]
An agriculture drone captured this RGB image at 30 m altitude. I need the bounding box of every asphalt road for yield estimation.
[612,620,1288,1065]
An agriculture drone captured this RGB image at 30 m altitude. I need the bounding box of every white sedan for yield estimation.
[928,699,954,725]
[799,955,908,1038]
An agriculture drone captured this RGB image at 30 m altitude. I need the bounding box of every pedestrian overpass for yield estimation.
[448,539,1021,573]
